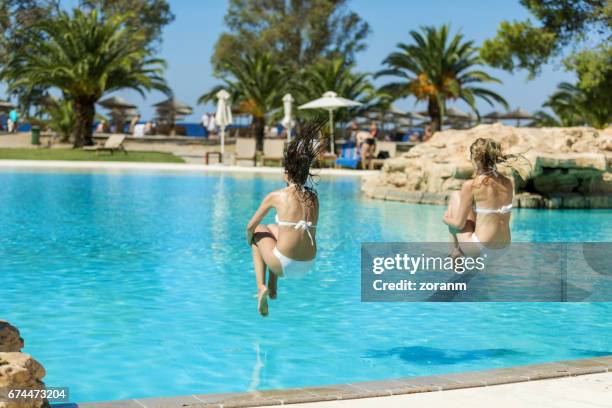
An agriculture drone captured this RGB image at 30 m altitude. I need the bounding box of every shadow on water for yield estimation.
[363,346,521,365]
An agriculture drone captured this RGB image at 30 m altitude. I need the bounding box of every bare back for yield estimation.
[472,174,514,247]
[273,186,319,260]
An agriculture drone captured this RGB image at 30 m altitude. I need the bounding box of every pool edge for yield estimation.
[0,160,377,178]
[72,355,612,407]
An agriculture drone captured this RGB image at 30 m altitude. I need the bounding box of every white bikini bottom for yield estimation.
[467,234,510,262]
[273,247,314,278]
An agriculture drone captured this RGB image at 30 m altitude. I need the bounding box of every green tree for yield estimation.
[531,110,563,127]
[481,0,610,78]
[79,0,174,50]
[0,1,55,59]
[377,25,508,132]
[481,0,611,117]
[43,97,76,142]
[483,1,612,129]
[199,51,288,150]
[1,9,167,147]
[0,0,57,113]
[212,0,370,72]
[543,81,610,128]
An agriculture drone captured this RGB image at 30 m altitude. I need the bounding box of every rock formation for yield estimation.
[0,322,24,353]
[0,353,47,408]
[0,321,48,408]
[362,124,612,208]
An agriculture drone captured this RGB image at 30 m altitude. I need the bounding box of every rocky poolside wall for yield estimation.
[362,124,612,209]
[0,321,48,408]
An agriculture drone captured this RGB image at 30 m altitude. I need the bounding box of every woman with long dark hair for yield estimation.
[246,120,325,316]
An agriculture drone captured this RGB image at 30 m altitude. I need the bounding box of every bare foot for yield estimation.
[449,248,465,273]
[268,273,278,299]
[449,247,463,259]
[258,286,269,317]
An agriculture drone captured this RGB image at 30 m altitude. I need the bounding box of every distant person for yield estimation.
[129,114,141,134]
[270,126,279,138]
[359,121,378,170]
[133,123,145,138]
[443,138,527,259]
[409,132,420,142]
[246,121,323,316]
[201,112,210,137]
[8,109,19,134]
[144,121,153,135]
[95,120,106,133]
[423,125,433,142]
[207,112,217,138]
[348,121,359,143]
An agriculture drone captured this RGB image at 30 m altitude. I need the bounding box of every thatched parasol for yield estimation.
[0,99,16,112]
[153,97,193,136]
[98,96,138,133]
[98,96,137,110]
[501,108,534,126]
[483,111,502,122]
[444,107,470,120]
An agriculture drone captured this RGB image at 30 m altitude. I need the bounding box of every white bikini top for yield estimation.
[275,214,317,245]
[474,169,513,214]
[475,203,513,214]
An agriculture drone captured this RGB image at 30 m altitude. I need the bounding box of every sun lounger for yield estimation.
[261,139,285,166]
[83,134,126,155]
[369,141,397,169]
[234,138,257,166]
[335,143,360,169]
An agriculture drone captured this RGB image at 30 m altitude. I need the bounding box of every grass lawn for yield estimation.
[0,148,185,163]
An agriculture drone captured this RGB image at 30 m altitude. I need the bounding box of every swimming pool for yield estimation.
[0,170,610,402]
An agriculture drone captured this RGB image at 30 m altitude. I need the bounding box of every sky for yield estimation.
[5,0,574,122]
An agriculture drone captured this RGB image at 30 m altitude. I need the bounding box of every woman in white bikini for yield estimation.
[247,122,323,316]
[443,138,527,259]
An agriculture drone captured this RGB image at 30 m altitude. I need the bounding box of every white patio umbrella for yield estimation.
[298,91,362,152]
[281,93,294,142]
[215,89,233,161]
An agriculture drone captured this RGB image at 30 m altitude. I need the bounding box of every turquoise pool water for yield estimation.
[0,170,610,402]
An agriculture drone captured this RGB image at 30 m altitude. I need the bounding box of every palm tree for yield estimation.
[531,110,563,127]
[543,82,610,129]
[377,25,508,131]
[44,98,76,142]
[1,9,167,147]
[294,58,374,125]
[199,51,287,150]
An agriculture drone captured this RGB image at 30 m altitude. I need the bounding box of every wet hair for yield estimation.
[469,138,530,180]
[282,117,327,205]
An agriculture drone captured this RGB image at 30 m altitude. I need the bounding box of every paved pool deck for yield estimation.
[0,159,376,178]
[72,356,612,408]
[291,372,612,408]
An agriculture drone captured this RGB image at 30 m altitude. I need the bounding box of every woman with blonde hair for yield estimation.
[443,138,527,258]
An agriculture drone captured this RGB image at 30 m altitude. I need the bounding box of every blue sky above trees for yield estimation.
[4,0,575,121]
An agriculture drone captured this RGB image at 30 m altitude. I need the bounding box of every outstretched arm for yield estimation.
[246,192,276,245]
[443,181,474,229]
